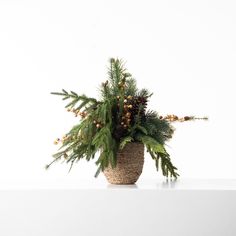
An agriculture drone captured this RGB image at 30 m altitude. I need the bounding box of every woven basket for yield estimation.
[103,142,144,185]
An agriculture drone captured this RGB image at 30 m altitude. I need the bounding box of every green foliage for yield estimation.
[143,110,175,144]
[119,136,134,149]
[137,134,179,178]
[48,58,205,179]
[51,90,98,111]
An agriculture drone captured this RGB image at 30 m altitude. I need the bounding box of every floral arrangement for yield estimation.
[47,58,207,178]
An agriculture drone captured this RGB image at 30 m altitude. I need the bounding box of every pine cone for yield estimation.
[113,125,127,141]
[128,96,148,124]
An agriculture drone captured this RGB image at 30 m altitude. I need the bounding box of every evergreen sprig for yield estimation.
[48,58,207,179]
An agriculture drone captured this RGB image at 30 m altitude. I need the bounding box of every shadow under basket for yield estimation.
[103,142,144,185]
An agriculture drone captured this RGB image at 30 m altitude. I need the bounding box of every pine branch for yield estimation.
[136,88,153,98]
[125,78,137,96]
[143,110,175,144]
[147,146,179,179]
[139,134,179,178]
[51,89,98,109]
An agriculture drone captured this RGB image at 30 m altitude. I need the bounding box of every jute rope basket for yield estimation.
[103,142,144,184]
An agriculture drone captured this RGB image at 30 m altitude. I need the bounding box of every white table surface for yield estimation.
[1,179,236,236]
[1,178,236,190]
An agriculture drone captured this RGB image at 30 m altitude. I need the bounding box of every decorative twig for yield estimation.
[160,114,208,122]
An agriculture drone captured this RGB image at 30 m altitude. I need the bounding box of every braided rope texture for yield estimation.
[103,142,144,184]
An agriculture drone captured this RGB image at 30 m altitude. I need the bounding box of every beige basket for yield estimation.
[103,142,144,184]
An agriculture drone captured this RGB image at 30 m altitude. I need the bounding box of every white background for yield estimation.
[0,0,236,183]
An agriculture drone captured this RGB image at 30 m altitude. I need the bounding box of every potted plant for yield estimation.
[47,58,207,184]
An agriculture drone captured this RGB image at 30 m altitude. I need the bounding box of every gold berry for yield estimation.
[126,112,131,117]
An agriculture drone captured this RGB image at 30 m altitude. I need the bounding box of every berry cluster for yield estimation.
[161,114,193,122]
[113,94,148,140]
[53,134,69,145]
[67,108,87,118]
[93,119,103,129]
[117,95,133,129]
